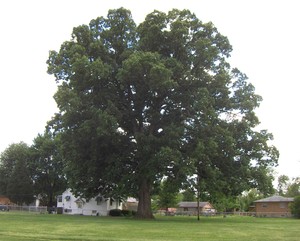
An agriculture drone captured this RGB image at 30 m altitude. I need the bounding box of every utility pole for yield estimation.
[197,174,200,221]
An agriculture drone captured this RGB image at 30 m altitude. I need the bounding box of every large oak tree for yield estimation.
[47,8,278,218]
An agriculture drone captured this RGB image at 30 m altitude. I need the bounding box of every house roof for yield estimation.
[0,196,12,205]
[254,195,294,203]
[178,201,211,208]
[75,198,85,203]
[126,197,138,203]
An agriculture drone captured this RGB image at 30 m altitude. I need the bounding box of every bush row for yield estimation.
[109,209,136,217]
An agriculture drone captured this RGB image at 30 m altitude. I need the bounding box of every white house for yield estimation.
[57,189,122,216]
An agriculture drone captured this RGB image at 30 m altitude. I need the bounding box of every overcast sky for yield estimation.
[0,0,299,180]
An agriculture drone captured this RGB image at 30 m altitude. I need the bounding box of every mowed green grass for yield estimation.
[0,212,299,241]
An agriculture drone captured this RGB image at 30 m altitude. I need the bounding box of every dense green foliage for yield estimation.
[0,133,66,206]
[0,142,34,205]
[0,213,299,241]
[238,189,264,212]
[290,195,300,218]
[29,132,67,206]
[152,180,180,211]
[276,175,300,197]
[182,188,197,202]
[277,175,290,196]
[46,8,278,218]
[285,178,300,197]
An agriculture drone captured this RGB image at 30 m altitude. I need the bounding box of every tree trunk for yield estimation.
[136,179,154,219]
[48,191,54,207]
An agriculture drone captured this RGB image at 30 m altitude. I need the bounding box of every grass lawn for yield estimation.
[0,212,299,241]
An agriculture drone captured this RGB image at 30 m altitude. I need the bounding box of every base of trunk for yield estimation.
[135,212,154,219]
[136,179,154,219]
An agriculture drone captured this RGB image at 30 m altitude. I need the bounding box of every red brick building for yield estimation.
[254,195,294,217]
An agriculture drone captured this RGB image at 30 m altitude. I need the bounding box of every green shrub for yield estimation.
[290,196,300,218]
[109,209,122,216]
[121,210,137,216]
[121,210,131,216]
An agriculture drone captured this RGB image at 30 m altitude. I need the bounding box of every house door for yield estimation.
[75,200,84,215]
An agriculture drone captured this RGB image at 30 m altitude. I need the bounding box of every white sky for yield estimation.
[0,0,299,180]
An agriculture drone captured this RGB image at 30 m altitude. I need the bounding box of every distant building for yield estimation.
[122,197,138,212]
[177,201,215,215]
[0,196,12,205]
[254,195,294,217]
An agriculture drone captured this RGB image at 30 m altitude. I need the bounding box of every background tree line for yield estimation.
[0,132,66,206]
[151,176,300,214]
[0,136,298,213]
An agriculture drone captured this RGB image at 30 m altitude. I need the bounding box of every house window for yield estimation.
[57,195,62,202]
[77,202,83,208]
[184,208,188,211]
[279,202,286,208]
[96,196,102,205]
[262,203,268,208]
[65,196,71,201]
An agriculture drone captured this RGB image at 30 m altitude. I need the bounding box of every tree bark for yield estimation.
[136,178,154,219]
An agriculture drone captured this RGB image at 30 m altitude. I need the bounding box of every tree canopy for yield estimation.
[290,195,300,218]
[276,175,300,197]
[0,142,34,205]
[47,8,278,218]
[29,132,67,206]
[0,133,67,207]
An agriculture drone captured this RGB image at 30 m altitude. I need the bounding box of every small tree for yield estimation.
[156,180,179,213]
[29,131,67,206]
[277,175,290,196]
[7,159,34,205]
[182,188,196,202]
[238,188,264,212]
[0,142,34,205]
[286,177,300,197]
[290,196,300,218]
